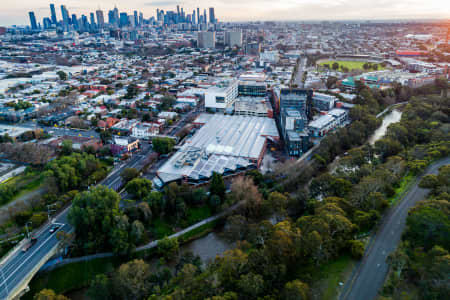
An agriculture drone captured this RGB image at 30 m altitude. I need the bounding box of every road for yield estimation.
[0,208,71,300]
[294,57,307,88]
[340,157,450,300]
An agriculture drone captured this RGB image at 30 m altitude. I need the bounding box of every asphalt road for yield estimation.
[0,208,71,300]
[341,157,450,300]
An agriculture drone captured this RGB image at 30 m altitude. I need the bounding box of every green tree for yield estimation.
[68,186,122,254]
[210,172,226,200]
[332,62,339,71]
[158,236,179,260]
[121,168,140,183]
[113,259,151,300]
[61,139,73,155]
[34,289,69,300]
[283,280,310,300]
[125,178,153,199]
[419,174,438,189]
[56,71,67,81]
[152,137,175,154]
[87,274,112,300]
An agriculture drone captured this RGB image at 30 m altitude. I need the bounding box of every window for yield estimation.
[216,96,225,103]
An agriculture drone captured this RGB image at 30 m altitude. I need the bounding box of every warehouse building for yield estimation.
[156,114,279,186]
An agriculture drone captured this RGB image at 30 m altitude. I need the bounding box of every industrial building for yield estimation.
[156,114,279,186]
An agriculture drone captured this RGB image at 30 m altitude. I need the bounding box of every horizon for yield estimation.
[1,0,449,27]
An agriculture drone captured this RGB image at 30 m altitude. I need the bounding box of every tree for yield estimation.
[326,76,338,89]
[419,174,438,189]
[210,172,226,200]
[121,168,139,183]
[348,240,365,259]
[283,280,310,300]
[331,62,340,71]
[100,130,112,144]
[113,259,151,300]
[125,178,153,199]
[152,137,175,154]
[61,139,73,155]
[158,236,179,260]
[87,274,112,300]
[264,192,288,221]
[34,289,69,300]
[68,186,122,254]
[238,272,265,297]
[56,71,67,81]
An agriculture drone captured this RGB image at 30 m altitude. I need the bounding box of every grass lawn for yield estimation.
[307,255,357,300]
[388,173,415,205]
[0,171,45,207]
[24,257,120,299]
[185,206,212,226]
[151,218,175,239]
[319,60,385,71]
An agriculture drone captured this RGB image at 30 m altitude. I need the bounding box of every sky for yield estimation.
[1,0,449,26]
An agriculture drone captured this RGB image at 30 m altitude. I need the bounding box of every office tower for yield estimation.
[50,4,57,25]
[193,10,196,24]
[203,9,207,24]
[113,6,119,24]
[81,15,89,31]
[139,12,143,26]
[197,8,200,24]
[197,31,216,48]
[96,10,105,27]
[90,13,96,27]
[177,5,180,17]
[108,10,114,25]
[225,30,243,47]
[61,5,70,27]
[43,17,52,30]
[209,8,215,24]
[29,12,38,30]
[128,15,135,27]
[134,11,138,27]
[120,12,128,27]
[71,14,79,30]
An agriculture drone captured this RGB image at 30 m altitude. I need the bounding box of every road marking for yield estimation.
[2,224,67,284]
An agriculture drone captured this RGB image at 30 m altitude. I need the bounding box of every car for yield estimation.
[49,225,60,234]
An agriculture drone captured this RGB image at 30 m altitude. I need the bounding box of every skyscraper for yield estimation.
[197,8,200,24]
[29,12,38,30]
[134,11,138,27]
[96,10,105,28]
[71,14,79,30]
[50,4,57,25]
[203,9,207,24]
[61,5,70,27]
[119,12,128,27]
[209,8,215,24]
[43,17,52,30]
[90,13,96,27]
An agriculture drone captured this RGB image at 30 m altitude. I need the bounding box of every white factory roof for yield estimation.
[157,114,278,183]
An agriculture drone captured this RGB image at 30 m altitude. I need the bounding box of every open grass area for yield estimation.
[307,255,357,300]
[388,173,415,205]
[0,171,45,207]
[319,60,385,71]
[151,218,175,239]
[185,206,212,226]
[24,257,121,299]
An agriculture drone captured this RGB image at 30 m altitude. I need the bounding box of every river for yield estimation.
[368,109,403,145]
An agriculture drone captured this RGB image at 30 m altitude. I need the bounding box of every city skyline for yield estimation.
[1,0,449,26]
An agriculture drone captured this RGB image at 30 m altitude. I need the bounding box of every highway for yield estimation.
[340,157,450,300]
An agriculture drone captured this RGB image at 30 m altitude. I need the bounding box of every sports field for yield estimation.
[318,60,384,71]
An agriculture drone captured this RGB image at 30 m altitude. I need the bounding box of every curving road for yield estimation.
[340,157,450,300]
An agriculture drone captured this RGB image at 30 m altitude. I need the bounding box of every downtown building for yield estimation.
[197,31,216,48]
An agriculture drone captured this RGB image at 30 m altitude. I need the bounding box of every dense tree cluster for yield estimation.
[152,137,175,154]
[45,152,107,192]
